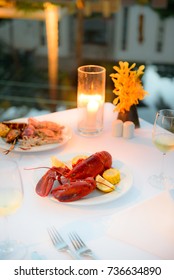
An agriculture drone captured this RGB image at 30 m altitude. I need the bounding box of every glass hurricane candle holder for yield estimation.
[77,65,106,135]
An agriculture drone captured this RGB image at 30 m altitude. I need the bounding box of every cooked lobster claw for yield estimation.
[35,166,70,197]
[51,177,96,202]
[36,168,58,197]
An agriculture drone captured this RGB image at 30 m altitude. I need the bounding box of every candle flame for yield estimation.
[87,100,99,113]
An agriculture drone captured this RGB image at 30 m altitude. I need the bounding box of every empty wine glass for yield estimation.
[0,159,26,259]
[149,109,174,190]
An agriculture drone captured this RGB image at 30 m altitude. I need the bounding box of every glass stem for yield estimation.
[3,216,10,243]
[160,153,166,179]
[0,216,12,257]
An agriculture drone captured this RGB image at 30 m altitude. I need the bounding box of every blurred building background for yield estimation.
[0,0,174,123]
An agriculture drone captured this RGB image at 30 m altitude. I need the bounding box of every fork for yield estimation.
[69,232,97,259]
[47,227,80,259]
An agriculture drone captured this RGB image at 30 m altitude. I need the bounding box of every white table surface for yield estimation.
[0,102,174,260]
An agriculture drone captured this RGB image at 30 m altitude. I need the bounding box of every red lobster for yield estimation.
[35,151,112,202]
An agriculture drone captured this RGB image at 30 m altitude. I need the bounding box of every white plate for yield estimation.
[33,153,133,206]
[0,118,72,153]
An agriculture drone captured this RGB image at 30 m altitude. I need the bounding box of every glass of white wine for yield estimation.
[149,109,174,190]
[0,159,26,259]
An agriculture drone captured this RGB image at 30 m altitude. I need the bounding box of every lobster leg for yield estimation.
[3,139,17,155]
[51,177,96,202]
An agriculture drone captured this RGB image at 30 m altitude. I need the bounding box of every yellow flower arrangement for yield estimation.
[110,61,148,113]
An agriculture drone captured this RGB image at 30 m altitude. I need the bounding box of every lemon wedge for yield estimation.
[96,175,115,193]
[71,155,88,166]
[51,156,66,168]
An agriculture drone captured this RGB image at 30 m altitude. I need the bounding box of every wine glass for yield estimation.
[0,159,26,259]
[149,109,174,190]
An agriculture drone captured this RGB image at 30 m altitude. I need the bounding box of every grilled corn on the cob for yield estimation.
[102,168,120,184]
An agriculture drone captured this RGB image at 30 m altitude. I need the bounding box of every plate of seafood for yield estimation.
[33,151,133,206]
[0,117,72,153]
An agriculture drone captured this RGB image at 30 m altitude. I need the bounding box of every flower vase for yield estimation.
[117,105,140,128]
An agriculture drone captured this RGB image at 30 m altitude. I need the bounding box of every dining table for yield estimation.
[0,102,174,261]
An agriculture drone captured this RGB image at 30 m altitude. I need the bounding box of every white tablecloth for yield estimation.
[0,103,174,260]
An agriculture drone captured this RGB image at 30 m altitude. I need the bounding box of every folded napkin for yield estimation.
[107,191,174,259]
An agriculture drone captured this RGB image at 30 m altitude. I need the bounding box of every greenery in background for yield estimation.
[15,1,44,11]
[1,1,174,19]
[5,0,75,12]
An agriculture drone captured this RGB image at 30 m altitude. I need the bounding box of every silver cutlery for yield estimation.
[69,232,97,259]
[47,227,80,259]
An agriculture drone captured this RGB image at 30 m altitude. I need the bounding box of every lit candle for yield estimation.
[77,65,106,135]
[78,94,88,107]
[87,99,99,112]
[78,94,102,107]
[87,99,99,127]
